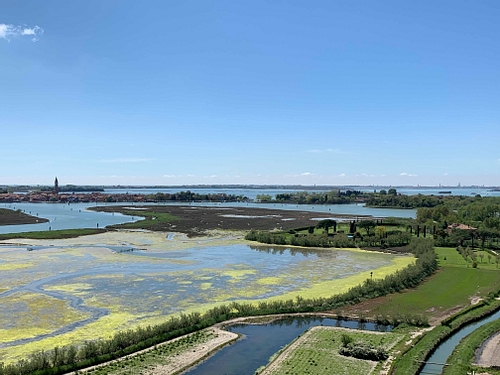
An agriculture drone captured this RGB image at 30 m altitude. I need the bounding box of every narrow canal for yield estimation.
[419,308,500,375]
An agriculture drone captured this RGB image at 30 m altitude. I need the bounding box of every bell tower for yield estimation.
[54,177,59,194]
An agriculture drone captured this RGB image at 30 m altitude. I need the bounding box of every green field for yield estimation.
[354,247,500,321]
[259,327,404,375]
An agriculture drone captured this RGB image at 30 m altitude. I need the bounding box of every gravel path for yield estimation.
[475,331,500,367]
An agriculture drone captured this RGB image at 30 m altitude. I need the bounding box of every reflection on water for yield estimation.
[185,316,391,375]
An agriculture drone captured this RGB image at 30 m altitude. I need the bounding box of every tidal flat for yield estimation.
[0,230,413,362]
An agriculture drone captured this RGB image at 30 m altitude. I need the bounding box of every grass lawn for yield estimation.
[342,247,500,322]
[259,327,404,375]
[437,247,500,270]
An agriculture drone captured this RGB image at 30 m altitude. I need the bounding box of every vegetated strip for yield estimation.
[390,297,500,375]
[257,326,402,375]
[0,229,107,241]
[0,237,436,375]
[443,318,500,375]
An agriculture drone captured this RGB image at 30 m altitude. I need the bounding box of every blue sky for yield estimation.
[1,1,499,186]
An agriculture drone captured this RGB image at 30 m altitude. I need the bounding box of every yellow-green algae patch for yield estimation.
[257,276,283,285]
[266,253,414,302]
[221,269,256,278]
[0,311,139,363]
[43,283,93,295]
[0,292,90,344]
[16,229,246,253]
[0,263,33,271]
[174,250,415,316]
[200,282,212,290]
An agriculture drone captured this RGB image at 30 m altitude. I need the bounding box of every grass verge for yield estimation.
[0,228,107,240]
[390,299,500,375]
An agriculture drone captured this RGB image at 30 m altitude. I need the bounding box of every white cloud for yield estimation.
[338,173,346,177]
[163,174,176,178]
[0,23,44,42]
[301,172,313,176]
[99,158,155,163]
[400,172,418,177]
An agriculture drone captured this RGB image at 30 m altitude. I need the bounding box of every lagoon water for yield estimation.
[0,200,415,234]
[0,202,138,234]
[103,187,500,199]
[0,240,403,355]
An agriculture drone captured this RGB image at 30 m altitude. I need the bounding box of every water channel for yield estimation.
[419,308,500,375]
[184,316,390,375]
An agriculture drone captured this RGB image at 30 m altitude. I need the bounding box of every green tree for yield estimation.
[358,220,376,236]
[316,219,337,234]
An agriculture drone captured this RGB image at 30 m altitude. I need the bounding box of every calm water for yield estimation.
[0,201,416,234]
[0,242,397,348]
[419,309,500,375]
[0,202,138,234]
[103,187,500,199]
[185,316,390,375]
[10,186,492,234]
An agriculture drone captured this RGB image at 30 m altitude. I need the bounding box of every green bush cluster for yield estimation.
[339,341,388,361]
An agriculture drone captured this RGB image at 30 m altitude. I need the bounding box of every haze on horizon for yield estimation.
[1,1,499,187]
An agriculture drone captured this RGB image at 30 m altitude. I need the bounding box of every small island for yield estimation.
[0,208,49,226]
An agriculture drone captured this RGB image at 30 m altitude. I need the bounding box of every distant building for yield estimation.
[54,177,59,194]
[447,223,477,234]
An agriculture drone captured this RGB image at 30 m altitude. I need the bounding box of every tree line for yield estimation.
[144,191,248,202]
[256,189,368,204]
[245,218,413,249]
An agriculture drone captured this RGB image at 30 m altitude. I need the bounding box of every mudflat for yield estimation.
[0,208,49,226]
[92,204,371,236]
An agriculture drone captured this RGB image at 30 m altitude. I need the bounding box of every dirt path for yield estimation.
[65,327,238,375]
[148,328,238,375]
[475,331,500,367]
